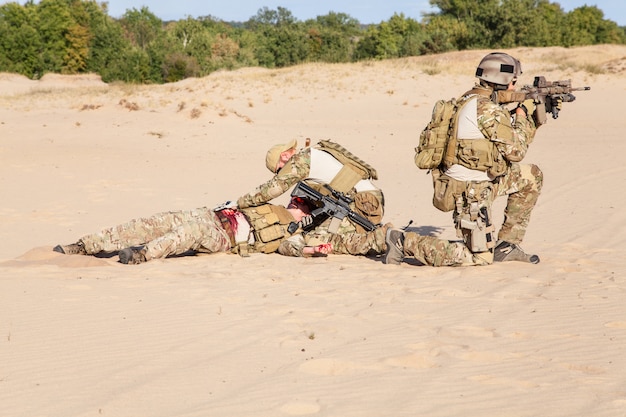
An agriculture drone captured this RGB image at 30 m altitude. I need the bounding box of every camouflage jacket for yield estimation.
[475,86,537,163]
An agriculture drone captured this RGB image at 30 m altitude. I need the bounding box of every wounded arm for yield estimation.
[278,235,306,257]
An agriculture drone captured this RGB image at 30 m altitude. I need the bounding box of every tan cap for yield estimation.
[265,139,297,173]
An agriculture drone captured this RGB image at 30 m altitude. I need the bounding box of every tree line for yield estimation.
[0,0,623,84]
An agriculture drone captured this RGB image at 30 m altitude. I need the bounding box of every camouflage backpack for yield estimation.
[414,96,470,170]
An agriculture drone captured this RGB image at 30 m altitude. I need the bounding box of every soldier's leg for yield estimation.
[78,210,198,254]
[143,210,231,260]
[403,232,489,267]
[495,163,543,244]
[453,181,497,259]
[328,223,389,255]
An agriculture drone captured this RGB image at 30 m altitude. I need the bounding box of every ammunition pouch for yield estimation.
[241,205,294,254]
[353,190,384,231]
[256,223,286,243]
[455,138,507,178]
[432,169,465,212]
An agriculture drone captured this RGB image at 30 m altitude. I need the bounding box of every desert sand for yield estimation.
[1,45,625,416]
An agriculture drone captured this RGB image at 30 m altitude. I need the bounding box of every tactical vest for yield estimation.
[240,204,295,254]
[314,139,378,193]
[443,88,508,178]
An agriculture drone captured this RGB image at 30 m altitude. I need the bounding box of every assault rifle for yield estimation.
[498,76,590,125]
[287,181,376,234]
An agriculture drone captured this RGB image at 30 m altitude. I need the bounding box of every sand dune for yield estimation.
[1,45,625,416]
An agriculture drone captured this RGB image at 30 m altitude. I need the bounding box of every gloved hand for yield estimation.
[300,215,314,229]
[519,99,536,117]
[550,96,564,119]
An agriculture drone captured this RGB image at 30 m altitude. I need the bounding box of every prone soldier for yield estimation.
[53,194,390,264]
[53,199,332,264]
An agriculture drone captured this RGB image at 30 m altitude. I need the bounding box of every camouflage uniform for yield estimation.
[452,85,542,246]
[475,161,543,245]
[73,205,387,260]
[400,53,543,266]
[75,205,295,261]
[237,147,385,211]
[238,147,313,209]
[401,233,489,267]
[77,208,231,260]
[278,217,388,257]
[427,85,543,265]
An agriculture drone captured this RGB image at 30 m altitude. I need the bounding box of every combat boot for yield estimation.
[493,241,540,264]
[53,242,87,255]
[383,228,405,265]
[118,247,148,265]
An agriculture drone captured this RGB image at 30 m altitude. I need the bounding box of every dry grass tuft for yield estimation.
[79,104,102,111]
[601,57,626,74]
[422,66,441,75]
[190,108,201,119]
[118,98,139,111]
[230,109,253,123]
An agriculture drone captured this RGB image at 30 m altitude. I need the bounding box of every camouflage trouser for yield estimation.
[403,232,490,267]
[79,207,232,260]
[277,223,389,257]
[327,224,388,255]
[490,162,543,244]
[455,162,543,247]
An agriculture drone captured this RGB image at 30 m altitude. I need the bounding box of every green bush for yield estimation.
[0,0,623,83]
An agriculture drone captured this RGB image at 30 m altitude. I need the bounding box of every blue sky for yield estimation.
[2,1,624,26]
[99,0,625,25]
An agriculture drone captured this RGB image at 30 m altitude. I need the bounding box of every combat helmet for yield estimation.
[475,52,522,86]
